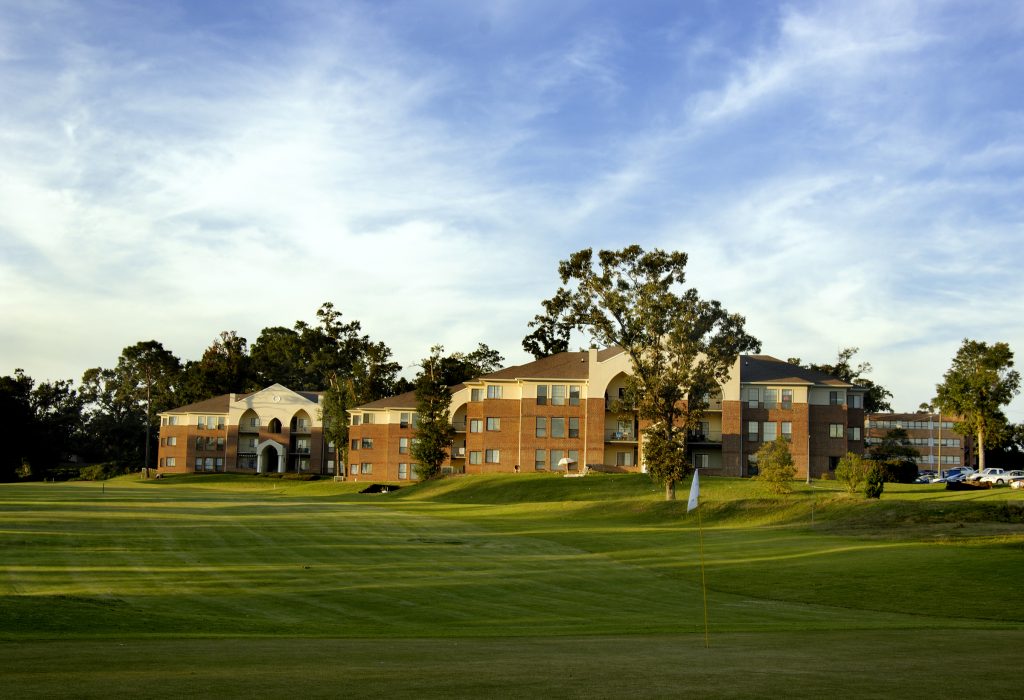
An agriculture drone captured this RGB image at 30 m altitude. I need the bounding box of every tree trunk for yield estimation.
[978,427,985,471]
[665,479,676,501]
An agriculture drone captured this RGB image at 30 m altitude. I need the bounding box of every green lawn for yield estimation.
[2,473,1022,698]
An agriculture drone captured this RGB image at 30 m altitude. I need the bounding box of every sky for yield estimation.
[1,0,1022,420]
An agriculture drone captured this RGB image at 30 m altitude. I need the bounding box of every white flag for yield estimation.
[687,469,700,512]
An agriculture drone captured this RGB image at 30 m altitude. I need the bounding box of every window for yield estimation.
[166,416,177,426]
[206,436,217,451]
[568,417,580,438]
[469,419,483,433]
[485,449,500,464]
[400,413,410,428]
[551,449,565,469]
[351,439,358,451]
[748,421,758,441]
[763,422,777,442]
[362,413,374,425]
[694,453,709,469]
[486,417,501,431]
[469,451,482,465]
[269,418,282,433]
[350,464,359,475]
[829,391,843,405]
[747,387,760,408]
[217,437,225,450]
[781,422,792,439]
[487,385,503,399]
[168,436,177,446]
[551,385,566,406]
[848,427,861,441]
[352,415,361,426]
[616,451,633,467]
[361,463,372,474]
[412,413,421,428]
[569,386,581,406]
[536,385,547,405]
[535,449,546,470]
[361,437,373,449]
[781,389,793,410]
[197,416,205,428]
[195,458,203,470]
[166,457,175,467]
[764,389,778,409]
[551,417,565,438]
[829,423,843,438]
[568,449,579,470]
[399,438,409,454]
[215,458,223,470]
[195,437,203,451]
[536,417,546,438]
[849,394,863,409]
[471,388,483,402]
[398,463,408,479]
[205,457,214,471]
[411,464,420,480]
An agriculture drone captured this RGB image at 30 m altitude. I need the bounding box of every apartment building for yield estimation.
[346,349,867,482]
[156,384,334,475]
[864,412,974,470]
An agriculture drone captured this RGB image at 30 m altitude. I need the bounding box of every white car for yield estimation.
[1001,470,1024,486]
[973,468,1007,484]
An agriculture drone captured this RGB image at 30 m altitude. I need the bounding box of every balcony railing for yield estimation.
[451,446,466,459]
[239,424,260,434]
[687,431,723,443]
[606,430,637,442]
[291,425,311,434]
[291,447,311,455]
[452,421,467,433]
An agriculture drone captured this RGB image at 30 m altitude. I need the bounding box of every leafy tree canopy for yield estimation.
[411,345,456,480]
[538,246,760,500]
[934,339,1021,471]
[754,436,796,493]
[522,297,572,360]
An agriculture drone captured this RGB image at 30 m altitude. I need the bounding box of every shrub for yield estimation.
[835,452,869,494]
[879,458,918,484]
[754,437,796,494]
[76,462,129,481]
[864,464,885,499]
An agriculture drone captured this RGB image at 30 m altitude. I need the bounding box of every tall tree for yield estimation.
[429,343,506,386]
[410,345,456,480]
[81,341,182,469]
[320,372,357,479]
[0,370,36,481]
[934,339,1021,471]
[179,331,253,403]
[754,436,796,493]
[788,347,893,412]
[522,298,572,359]
[540,246,760,500]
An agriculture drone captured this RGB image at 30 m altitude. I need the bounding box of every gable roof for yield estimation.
[739,355,858,388]
[162,394,236,415]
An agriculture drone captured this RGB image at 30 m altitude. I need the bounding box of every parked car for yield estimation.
[1012,479,1024,490]
[934,468,975,483]
[914,471,937,484]
[970,468,1006,483]
[999,470,1024,486]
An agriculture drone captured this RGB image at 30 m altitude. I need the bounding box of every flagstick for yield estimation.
[697,502,710,648]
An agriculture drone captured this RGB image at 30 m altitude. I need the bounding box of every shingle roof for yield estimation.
[162,394,236,415]
[739,355,857,387]
[481,349,619,381]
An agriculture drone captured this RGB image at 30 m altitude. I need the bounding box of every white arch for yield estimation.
[257,440,285,474]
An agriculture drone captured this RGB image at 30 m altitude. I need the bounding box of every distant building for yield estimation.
[156,384,335,475]
[346,349,867,482]
[864,412,974,470]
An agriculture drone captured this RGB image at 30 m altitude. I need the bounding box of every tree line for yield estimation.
[0,302,504,482]
[3,247,1019,492]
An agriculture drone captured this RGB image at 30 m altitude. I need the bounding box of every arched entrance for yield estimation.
[257,441,284,474]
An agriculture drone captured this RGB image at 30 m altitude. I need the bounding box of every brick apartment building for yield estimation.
[864,412,974,470]
[346,348,867,482]
[156,384,334,475]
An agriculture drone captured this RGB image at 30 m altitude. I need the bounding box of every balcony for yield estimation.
[687,431,723,444]
[452,420,467,433]
[239,424,260,434]
[606,430,638,443]
[291,447,311,455]
[451,446,466,459]
[291,425,311,434]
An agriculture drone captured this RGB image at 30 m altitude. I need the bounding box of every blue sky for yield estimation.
[1,0,1022,420]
